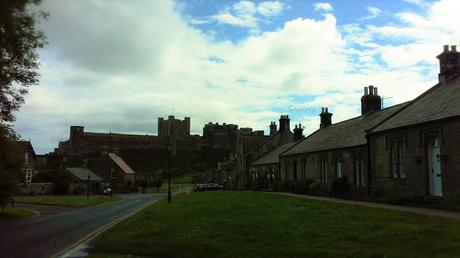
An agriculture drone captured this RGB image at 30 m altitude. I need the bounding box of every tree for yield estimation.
[0,0,47,122]
[0,0,47,209]
[0,124,23,209]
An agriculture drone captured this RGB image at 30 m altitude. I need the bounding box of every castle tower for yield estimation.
[437,45,460,83]
[361,85,382,115]
[269,122,277,135]
[319,107,332,128]
[70,126,84,139]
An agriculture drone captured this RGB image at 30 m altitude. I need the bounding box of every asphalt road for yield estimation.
[0,193,163,258]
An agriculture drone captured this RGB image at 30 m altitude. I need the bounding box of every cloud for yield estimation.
[257,1,284,17]
[212,1,285,28]
[360,6,382,20]
[403,0,430,7]
[15,0,460,154]
[314,2,333,13]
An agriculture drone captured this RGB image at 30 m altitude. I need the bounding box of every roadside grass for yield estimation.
[15,195,120,208]
[158,172,201,192]
[89,191,460,258]
[0,207,35,221]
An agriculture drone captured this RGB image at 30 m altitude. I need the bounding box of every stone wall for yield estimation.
[370,118,460,198]
[16,183,53,195]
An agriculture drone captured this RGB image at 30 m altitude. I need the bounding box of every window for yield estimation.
[354,155,365,186]
[320,159,328,184]
[25,169,32,183]
[389,137,405,178]
[336,160,342,178]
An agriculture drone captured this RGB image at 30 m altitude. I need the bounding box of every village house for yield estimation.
[18,140,37,183]
[279,90,408,195]
[368,45,460,198]
[275,45,460,199]
[249,123,304,189]
[88,152,136,193]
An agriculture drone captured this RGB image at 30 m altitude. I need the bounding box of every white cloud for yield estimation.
[212,1,285,28]
[360,6,382,20]
[403,0,430,7]
[314,2,333,12]
[257,1,284,17]
[15,0,460,153]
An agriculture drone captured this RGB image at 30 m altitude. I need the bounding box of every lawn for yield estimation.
[15,195,120,207]
[0,207,35,221]
[88,191,460,258]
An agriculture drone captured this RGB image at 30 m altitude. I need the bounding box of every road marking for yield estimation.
[50,198,158,258]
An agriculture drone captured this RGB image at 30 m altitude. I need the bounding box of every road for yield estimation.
[0,193,163,258]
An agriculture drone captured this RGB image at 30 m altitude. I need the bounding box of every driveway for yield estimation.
[0,193,163,258]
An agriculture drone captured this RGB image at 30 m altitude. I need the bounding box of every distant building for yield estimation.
[158,116,190,138]
[18,141,37,183]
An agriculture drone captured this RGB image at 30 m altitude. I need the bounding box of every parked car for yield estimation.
[100,186,112,196]
[193,183,224,192]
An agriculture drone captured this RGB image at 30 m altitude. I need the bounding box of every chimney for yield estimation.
[269,122,277,135]
[361,85,382,115]
[319,107,333,128]
[279,115,290,132]
[437,45,460,83]
[293,123,304,141]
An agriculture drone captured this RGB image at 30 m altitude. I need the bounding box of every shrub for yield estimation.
[53,176,71,195]
[71,184,86,195]
[330,176,351,198]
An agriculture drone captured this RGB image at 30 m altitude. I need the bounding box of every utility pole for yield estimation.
[87,173,91,200]
[168,138,172,203]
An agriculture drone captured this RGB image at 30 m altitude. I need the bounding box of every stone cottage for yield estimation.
[368,45,460,198]
[280,89,408,195]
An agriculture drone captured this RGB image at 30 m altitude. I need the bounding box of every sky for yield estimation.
[13,0,460,154]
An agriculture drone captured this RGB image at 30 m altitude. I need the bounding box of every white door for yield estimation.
[429,144,443,196]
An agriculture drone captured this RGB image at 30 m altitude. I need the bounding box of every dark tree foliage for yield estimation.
[0,0,47,122]
[0,124,23,209]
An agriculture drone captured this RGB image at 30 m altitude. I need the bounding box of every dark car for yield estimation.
[193,183,224,192]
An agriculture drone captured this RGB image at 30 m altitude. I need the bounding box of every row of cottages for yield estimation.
[250,45,460,199]
[214,115,297,189]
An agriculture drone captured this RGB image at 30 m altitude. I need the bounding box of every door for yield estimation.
[429,141,443,196]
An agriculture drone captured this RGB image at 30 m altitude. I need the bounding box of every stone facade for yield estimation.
[158,116,190,138]
[370,112,460,198]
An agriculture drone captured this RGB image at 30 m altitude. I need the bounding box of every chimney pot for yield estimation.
[452,45,457,52]
[444,45,449,52]
[369,85,374,95]
[374,87,378,95]
[364,87,368,95]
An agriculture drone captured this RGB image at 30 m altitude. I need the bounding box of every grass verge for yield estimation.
[89,191,460,258]
[15,195,120,208]
[0,207,35,221]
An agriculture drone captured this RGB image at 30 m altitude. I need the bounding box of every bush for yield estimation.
[53,176,71,195]
[330,176,352,198]
[292,179,315,194]
[71,184,86,195]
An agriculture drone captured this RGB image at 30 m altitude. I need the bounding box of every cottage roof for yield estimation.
[108,152,136,174]
[282,103,408,156]
[251,141,297,165]
[66,167,102,181]
[372,76,460,133]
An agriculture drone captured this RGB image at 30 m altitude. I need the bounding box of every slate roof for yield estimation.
[372,76,460,132]
[66,167,103,181]
[109,153,136,174]
[282,103,409,156]
[251,141,297,166]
